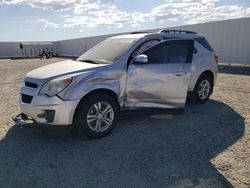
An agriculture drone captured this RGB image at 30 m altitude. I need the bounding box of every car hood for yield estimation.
[25,60,106,85]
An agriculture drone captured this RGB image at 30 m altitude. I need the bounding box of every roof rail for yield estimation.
[130,31,152,34]
[159,30,197,34]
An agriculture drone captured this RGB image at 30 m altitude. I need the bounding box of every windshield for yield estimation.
[77,38,137,64]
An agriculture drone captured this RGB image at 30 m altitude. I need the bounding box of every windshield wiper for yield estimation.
[78,59,98,64]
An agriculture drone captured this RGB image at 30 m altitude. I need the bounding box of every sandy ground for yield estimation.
[0,58,249,188]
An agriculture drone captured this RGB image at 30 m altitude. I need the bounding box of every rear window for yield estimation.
[195,37,214,52]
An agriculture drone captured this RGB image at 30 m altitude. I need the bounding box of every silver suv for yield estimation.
[18,30,218,138]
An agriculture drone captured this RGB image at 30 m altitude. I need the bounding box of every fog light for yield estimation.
[38,110,55,123]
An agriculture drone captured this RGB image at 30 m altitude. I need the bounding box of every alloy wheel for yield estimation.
[86,102,114,132]
[198,80,210,100]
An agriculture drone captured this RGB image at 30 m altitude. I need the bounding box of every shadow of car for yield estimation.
[0,100,244,188]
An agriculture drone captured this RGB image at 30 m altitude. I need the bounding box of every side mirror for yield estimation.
[133,54,148,65]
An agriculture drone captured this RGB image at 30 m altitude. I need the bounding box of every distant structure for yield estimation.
[0,17,249,64]
[55,17,250,65]
[19,42,54,58]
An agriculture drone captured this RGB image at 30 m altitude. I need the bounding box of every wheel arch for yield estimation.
[200,70,214,84]
[189,69,215,92]
[81,88,119,103]
[73,88,120,122]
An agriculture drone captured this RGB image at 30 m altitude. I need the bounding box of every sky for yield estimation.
[0,0,249,41]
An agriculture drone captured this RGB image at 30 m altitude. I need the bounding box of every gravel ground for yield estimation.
[0,58,249,188]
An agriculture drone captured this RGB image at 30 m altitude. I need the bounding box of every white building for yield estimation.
[0,17,249,64]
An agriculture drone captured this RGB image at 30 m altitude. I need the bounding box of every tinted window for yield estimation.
[165,40,194,64]
[131,39,161,58]
[143,42,166,64]
[142,40,193,64]
[195,37,214,52]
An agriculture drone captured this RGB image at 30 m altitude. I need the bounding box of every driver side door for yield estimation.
[125,40,194,109]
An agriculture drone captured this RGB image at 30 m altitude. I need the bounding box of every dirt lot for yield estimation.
[0,58,249,188]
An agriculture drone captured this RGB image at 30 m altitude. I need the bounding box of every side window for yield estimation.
[131,39,160,58]
[143,42,166,64]
[142,40,194,64]
[165,40,194,64]
[195,38,214,52]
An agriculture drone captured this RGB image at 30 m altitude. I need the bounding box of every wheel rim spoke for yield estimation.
[93,104,99,113]
[96,119,102,131]
[103,106,112,114]
[97,102,102,112]
[87,115,96,121]
[103,117,112,126]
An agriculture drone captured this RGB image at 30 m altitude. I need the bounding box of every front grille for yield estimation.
[25,82,38,88]
[22,94,33,104]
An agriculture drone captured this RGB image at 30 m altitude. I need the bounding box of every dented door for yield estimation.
[125,40,194,108]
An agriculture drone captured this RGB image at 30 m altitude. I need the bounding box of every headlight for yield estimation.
[40,76,72,97]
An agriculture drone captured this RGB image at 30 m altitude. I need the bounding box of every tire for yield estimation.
[73,93,120,138]
[188,74,213,104]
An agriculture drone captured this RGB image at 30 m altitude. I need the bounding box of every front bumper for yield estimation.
[19,94,79,125]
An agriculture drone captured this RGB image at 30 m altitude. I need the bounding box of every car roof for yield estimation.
[110,33,157,39]
[111,30,204,40]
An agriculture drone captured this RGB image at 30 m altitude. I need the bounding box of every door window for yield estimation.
[165,40,194,64]
[141,40,194,64]
[131,40,161,58]
[143,42,166,64]
[129,39,161,64]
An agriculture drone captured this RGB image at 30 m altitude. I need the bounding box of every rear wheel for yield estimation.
[188,74,213,104]
[73,93,120,138]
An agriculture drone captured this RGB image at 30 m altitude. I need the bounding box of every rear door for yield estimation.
[125,40,194,108]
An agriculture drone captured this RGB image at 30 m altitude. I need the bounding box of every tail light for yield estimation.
[214,53,219,64]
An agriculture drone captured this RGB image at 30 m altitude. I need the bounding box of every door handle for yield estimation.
[175,70,187,77]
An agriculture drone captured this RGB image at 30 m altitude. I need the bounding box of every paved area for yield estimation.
[0,58,249,188]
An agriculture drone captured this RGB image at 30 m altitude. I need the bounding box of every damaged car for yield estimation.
[17,30,218,138]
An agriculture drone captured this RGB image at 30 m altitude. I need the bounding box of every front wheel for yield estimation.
[188,74,213,104]
[73,93,120,138]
